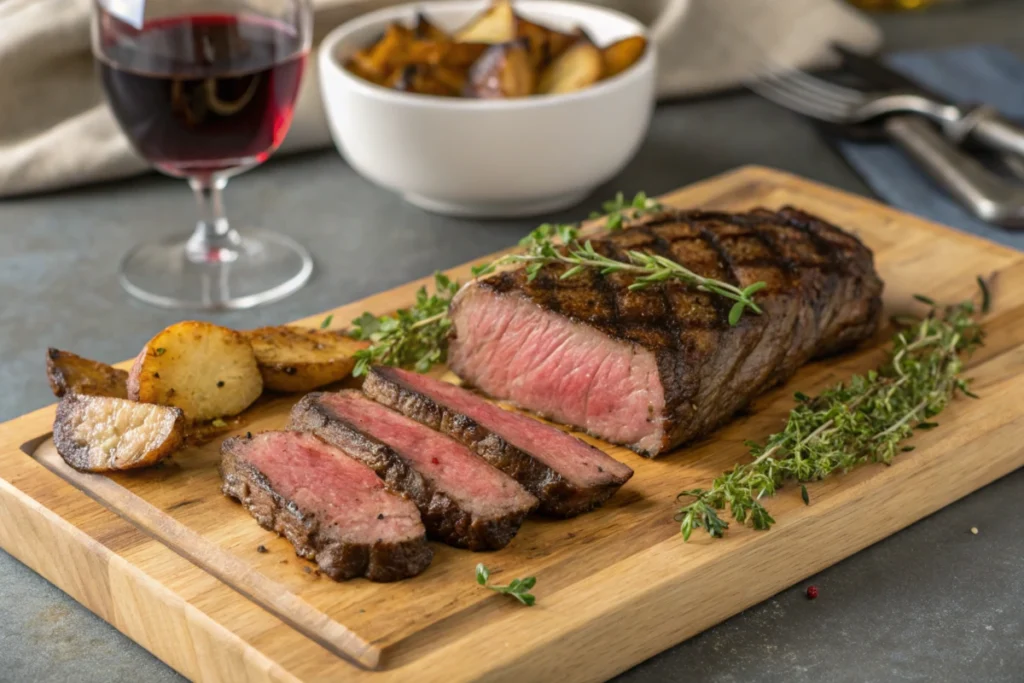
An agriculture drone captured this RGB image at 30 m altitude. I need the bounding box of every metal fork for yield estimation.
[747,61,1024,228]
[748,63,1024,159]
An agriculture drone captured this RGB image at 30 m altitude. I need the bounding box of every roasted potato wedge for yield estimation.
[127,321,263,422]
[601,35,647,79]
[537,37,604,94]
[245,326,370,393]
[465,40,536,98]
[455,0,516,43]
[515,17,577,68]
[414,12,449,41]
[54,393,185,472]
[46,348,128,399]
[391,64,467,97]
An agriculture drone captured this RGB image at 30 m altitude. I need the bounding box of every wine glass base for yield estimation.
[119,230,313,310]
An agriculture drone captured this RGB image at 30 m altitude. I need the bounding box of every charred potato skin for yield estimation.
[53,394,185,473]
[127,321,263,422]
[46,348,128,399]
[245,326,369,393]
[465,39,535,98]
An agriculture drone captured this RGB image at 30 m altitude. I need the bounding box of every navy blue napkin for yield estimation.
[836,44,1024,251]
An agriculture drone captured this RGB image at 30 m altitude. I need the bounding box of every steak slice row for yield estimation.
[448,206,884,457]
[364,366,634,517]
[220,430,432,582]
[290,391,538,550]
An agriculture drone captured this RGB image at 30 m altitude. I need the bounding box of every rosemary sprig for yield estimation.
[349,272,459,377]
[476,563,536,606]
[676,282,989,541]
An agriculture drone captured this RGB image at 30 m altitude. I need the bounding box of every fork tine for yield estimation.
[749,74,850,121]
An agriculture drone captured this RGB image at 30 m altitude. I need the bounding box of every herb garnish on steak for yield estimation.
[449,207,884,456]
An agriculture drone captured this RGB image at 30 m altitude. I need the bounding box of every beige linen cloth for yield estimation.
[0,0,880,198]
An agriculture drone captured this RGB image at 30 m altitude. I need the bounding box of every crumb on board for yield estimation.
[971,527,979,535]
[256,544,268,553]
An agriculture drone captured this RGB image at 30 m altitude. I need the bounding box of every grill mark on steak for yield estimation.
[220,431,432,582]
[290,391,538,550]
[449,206,884,457]
[363,366,634,517]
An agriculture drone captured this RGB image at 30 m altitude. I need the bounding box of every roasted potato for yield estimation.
[414,12,449,41]
[245,326,370,393]
[127,321,263,422]
[54,393,185,472]
[515,17,577,68]
[46,348,128,399]
[465,40,535,98]
[601,35,647,79]
[455,0,516,43]
[537,37,604,94]
[343,1,644,99]
[391,64,467,97]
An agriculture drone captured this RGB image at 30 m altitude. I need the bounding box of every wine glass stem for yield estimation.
[186,174,242,264]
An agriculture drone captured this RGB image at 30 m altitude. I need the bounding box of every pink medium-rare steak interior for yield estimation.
[314,391,538,516]
[382,366,633,486]
[234,431,424,544]
[448,285,667,454]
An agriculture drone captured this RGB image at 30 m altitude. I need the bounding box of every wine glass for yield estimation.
[92,0,314,310]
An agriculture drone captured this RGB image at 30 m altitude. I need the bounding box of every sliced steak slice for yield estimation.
[363,366,634,517]
[448,207,884,457]
[290,391,538,551]
[220,430,432,582]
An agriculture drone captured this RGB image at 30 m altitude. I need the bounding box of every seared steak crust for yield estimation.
[221,432,432,582]
[364,367,633,517]
[449,206,884,457]
[290,393,536,550]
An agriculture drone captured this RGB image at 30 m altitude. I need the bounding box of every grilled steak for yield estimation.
[290,391,538,550]
[220,430,432,582]
[449,207,884,457]
[364,366,634,517]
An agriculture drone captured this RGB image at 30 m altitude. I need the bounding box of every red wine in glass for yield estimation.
[92,0,314,311]
[98,14,306,176]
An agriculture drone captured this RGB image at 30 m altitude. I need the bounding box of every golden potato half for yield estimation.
[128,321,263,422]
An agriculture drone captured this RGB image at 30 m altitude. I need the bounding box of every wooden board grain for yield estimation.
[2,166,1023,683]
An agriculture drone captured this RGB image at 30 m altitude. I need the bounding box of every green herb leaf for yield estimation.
[676,283,986,540]
[800,485,810,505]
[320,314,333,330]
[154,348,166,356]
[476,564,536,606]
[728,301,746,327]
[913,294,936,306]
[977,275,991,314]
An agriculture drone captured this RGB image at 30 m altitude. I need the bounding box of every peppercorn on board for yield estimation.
[1,166,1022,683]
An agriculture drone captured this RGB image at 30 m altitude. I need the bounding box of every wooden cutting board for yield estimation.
[2,166,1022,683]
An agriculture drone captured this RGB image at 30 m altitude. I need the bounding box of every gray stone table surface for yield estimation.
[2,2,1023,681]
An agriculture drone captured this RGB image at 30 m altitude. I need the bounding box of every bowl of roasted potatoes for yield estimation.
[319,0,658,218]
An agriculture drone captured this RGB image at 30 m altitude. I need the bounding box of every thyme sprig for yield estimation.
[476,563,536,606]
[676,281,990,541]
[349,272,459,377]
[471,219,766,324]
[592,190,663,231]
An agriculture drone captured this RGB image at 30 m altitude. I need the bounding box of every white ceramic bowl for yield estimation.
[318,0,657,218]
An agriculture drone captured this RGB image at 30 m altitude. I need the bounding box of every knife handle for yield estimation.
[946,105,1024,159]
[883,115,1024,229]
